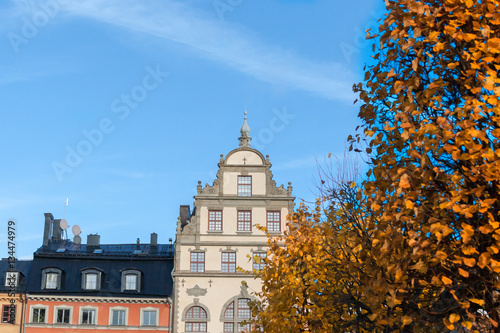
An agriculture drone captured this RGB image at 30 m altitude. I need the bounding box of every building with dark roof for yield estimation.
[24,213,174,332]
[0,258,31,332]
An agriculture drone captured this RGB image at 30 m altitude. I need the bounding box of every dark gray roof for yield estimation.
[28,240,174,297]
[35,240,173,258]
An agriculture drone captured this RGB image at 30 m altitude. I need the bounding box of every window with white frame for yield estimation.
[110,308,127,326]
[222,298,252,333]
[266,211,281,232]
[54,307,71,324]
[208,210,223,231]
[237,211,251,232]
[81,268,102,290]
[252,252,267,271]
[30,306,47,323]
[4,271,19,287]
[190,252,205,273]
[237,176,252,196]
[41,268,62,290]
[141,308,158,326]
[222,252,236,273]
[185,306,207,332]
[80,307,97,325]
[120,269,141,292]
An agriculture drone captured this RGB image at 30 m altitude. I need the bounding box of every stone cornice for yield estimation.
[172,272,254,278]
[25,323,171,330]
[27,294,171,304]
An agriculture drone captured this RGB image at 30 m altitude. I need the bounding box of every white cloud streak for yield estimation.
[55,0,356,102]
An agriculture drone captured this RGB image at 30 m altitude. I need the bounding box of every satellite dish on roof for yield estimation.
[60,219,68,230]
[72,224,81,236]
[73,235,82,245]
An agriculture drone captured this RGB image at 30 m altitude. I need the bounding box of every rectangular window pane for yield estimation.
[208,210,222,231]
[238,299,251,319]
[190,252,205,272]
[112,310,125,325]
[125,274,137,290]
[143,310,156,326]
[224,322,235,332]
[237,211,251,232]
[32,308,45,323]
[222,252,236,273]
[1,305,14,323]
[238,176,252,196]
[5,272,18,287]
[266,211,281,232]
[238,322,250,332]
[82,309,95,324]
[253,252,267,271]
[46,273,57,289]
[186,322,207,332]
[85,274,97,289]
[56,309,70,324]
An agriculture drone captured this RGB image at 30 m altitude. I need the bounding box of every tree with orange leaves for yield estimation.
[251,0,500,332]
[349,0,500,331]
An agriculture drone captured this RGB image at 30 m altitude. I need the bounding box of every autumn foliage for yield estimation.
[250,0,500,332]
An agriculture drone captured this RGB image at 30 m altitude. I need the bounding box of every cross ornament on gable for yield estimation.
[209,279,213,287]
[243,157,247,165]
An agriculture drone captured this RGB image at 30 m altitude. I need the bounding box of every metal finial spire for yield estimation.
[239,109,251,147]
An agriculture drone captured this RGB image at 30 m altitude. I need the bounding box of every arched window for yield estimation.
[222,298,251,332]
[185,306,207,332]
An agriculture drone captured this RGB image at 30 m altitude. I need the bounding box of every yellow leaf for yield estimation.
[459,268,469,278]
[470,298,485,306]
[441,276,452,285]
[399,174,411,189]
[443,318,454,330]
[478,252,491,269]
[402,316,412,326]
[463,258,476,267]
[406,200,414,209]
[436,251,447,260]
[450,313,460,323]
[462,246,478,255]
[479,224,494,234]
[462,321,473,329]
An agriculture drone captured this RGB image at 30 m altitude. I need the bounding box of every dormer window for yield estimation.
[41,268,62,290]
[121,269,141,292]
[5,271,19,287]
[81,268,102,290]
[237,176,252,196]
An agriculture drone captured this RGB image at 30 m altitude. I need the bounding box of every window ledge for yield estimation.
[206,230,223,234]
[236,231,252,235]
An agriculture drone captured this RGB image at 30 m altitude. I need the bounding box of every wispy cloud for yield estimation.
[54,0,356,102]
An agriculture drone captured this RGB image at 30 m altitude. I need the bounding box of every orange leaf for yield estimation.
[442,276,452,285]
[458,268,469,278]
[463,258,476,267]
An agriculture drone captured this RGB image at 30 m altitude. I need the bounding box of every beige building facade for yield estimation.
[172,113,295,333]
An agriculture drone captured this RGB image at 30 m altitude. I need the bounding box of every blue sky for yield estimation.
[0,0,383,259]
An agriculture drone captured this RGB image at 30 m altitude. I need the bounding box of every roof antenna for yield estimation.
[61,197,69,240]
[63,197,69,218]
